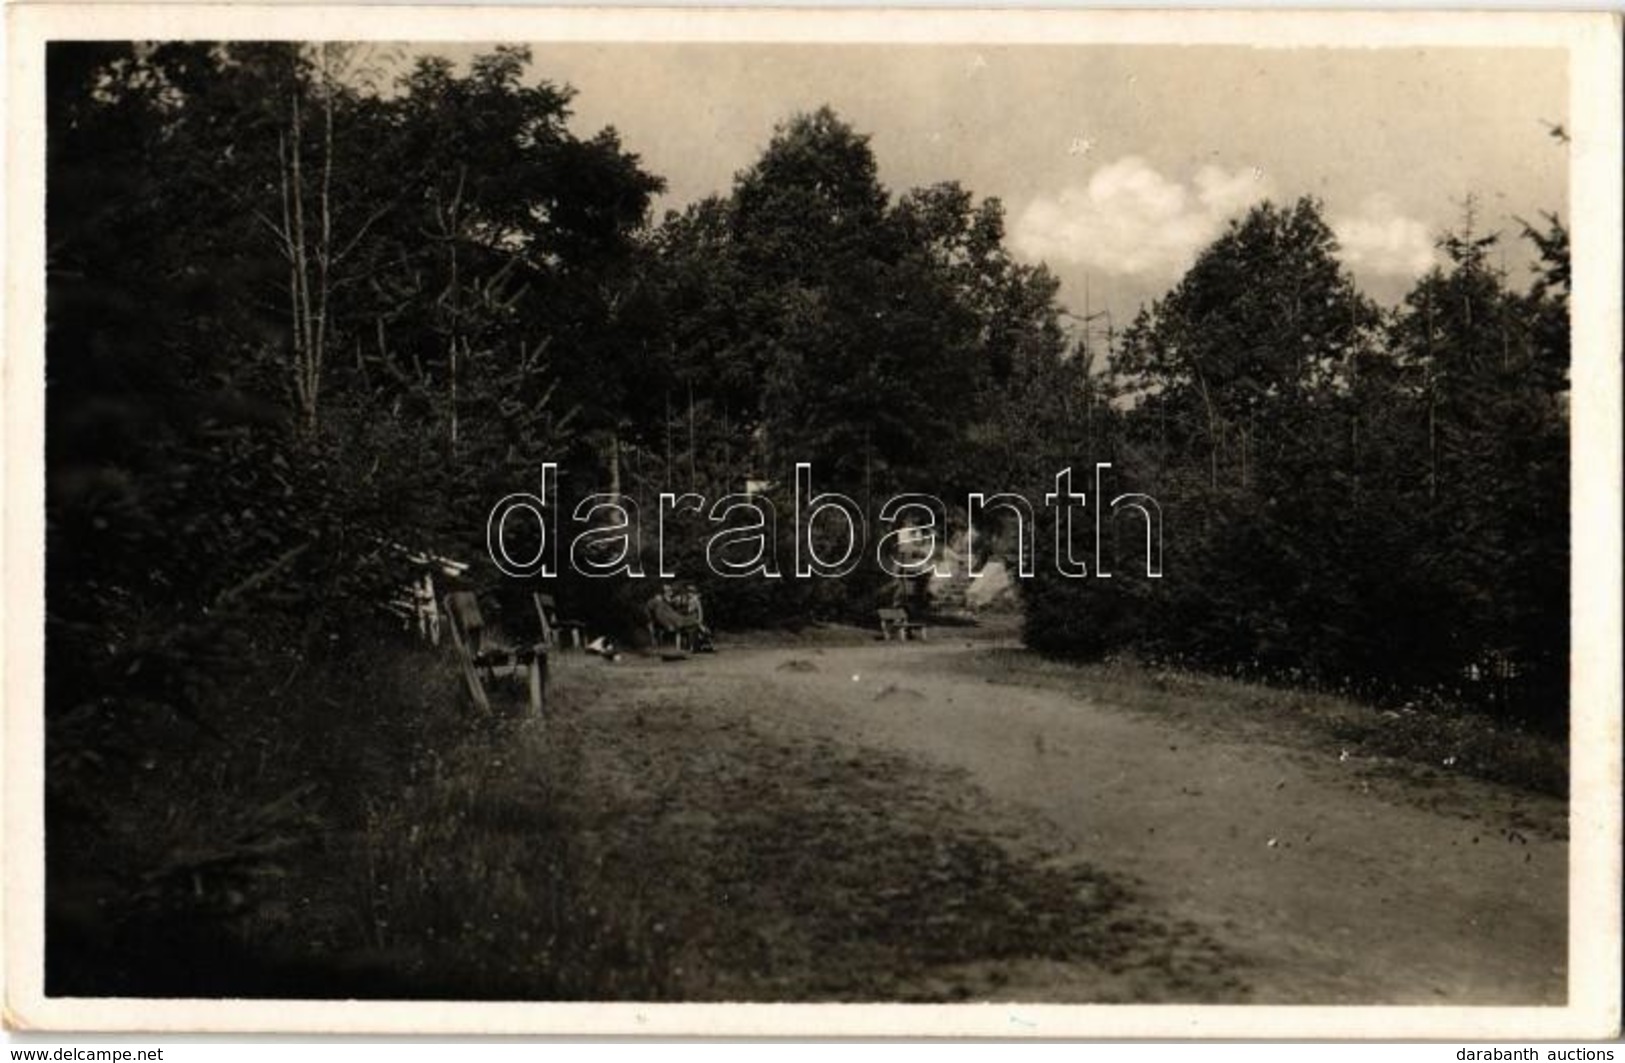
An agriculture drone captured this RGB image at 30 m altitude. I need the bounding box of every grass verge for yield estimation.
[45,630,668,999]
[945,649,1568,800]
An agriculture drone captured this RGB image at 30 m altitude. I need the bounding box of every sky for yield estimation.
[418,42,1568,331]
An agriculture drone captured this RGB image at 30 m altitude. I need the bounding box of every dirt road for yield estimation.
[538,635,1566,1004]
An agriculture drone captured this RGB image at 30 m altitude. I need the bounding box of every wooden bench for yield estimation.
[877,607,928,642]
[443,590,547,716]
[535,593,587,649]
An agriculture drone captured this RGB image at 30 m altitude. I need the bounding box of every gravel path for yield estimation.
[537,637,1566,1004]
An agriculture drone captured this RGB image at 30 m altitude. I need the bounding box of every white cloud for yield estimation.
[1332,195,1438,278]
[1011,156,1272,278]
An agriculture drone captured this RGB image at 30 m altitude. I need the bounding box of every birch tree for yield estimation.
[258,44,387,435]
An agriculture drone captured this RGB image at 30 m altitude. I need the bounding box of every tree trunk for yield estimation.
[272,49,340,437]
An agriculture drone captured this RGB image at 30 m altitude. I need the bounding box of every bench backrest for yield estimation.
[531,593,556,644]
[445,590,485,630]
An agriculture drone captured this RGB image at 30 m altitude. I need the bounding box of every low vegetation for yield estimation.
[957,648,1568,800]
[47,634,664,999]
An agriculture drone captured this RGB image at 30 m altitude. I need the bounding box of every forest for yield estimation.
[43,42,1569,996]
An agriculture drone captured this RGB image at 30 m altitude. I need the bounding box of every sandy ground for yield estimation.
[535,634,1566,1004]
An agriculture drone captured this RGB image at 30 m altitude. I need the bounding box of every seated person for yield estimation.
[645,582,714,651]
[674,583,715,652]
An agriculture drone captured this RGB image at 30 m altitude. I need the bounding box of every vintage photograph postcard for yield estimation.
[3,3,1620,1039]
